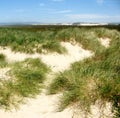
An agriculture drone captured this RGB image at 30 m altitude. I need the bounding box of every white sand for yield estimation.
[0,47,39,62]
[0,42,113,118]
[98,38,111,48]
[0,42,93,72]
[0,93,73,118]
[40,42,93,72]
[0,67,11,80]
[88,101,113,118]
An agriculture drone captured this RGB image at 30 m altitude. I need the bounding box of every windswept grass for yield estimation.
[48,28,120,117]
[0,27,117,54]
[0,58,49,110]
[0,28,66,54]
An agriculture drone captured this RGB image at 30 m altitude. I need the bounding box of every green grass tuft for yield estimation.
[0,58,50,109]
[42,40,67,54]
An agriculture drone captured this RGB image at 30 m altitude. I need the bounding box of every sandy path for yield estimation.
[0,93,73,118]
[0,72,73,118]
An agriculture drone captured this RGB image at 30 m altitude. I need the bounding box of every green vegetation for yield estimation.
[0,58,49,110]
[0,28,66,54]
[48,27,120,117]
[0,26,118,54]
[0,53,8,67]
[42,40,67,53]
[0,26,120,117]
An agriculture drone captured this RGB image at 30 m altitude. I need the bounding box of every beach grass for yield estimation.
[0,27,115,54]
[0,58,49,110]
[48,27,120,117]
[0,26,120,117]
[0,53,8,68]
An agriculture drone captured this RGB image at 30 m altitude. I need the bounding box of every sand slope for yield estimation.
[0,93,73,118]
[0,42,93,72]
[40,42,93,72]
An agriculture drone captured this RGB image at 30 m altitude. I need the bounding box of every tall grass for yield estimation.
[0,53,8,68]
[0,26,120,116]
[48,28,120,117]
[42,40,67,53]
[0,58,49,109]
[0,28,66,54]
[0,27,112,54]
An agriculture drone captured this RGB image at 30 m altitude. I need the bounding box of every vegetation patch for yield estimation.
[48,28,120,117]
[0,26,120,117]
[0,27,118,54]
[0,28,66,54]
[0,58,49,110]
[42,40,67,54]
[0,53,8,68]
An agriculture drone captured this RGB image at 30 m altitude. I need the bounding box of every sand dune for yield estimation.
[0,42,93,72]
[0,41,112,118]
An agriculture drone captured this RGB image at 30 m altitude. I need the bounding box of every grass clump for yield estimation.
[0,80,22,110]
[12,58,50,97]
[49,59,98,111]
[0,53,8,68]
[42,40,67,54]
[0,58,49,109]
[48,29,120,117]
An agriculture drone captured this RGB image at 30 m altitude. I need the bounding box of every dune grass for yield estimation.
[42,40,67,53]
[0,26,120,117]
[0,58,49,110]
[0,27,115,54]
[0,28,66,54]
[48,28,120,117]
[0,53,8,68]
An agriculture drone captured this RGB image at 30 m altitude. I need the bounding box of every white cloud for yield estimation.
[39,3,45,6]
[66,14,103,19]
[52,0,64,2]
[54,10,72,13]
[66,14,120,20]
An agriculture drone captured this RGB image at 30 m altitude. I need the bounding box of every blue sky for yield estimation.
[0,0,120,23]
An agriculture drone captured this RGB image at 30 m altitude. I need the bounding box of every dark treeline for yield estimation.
[1,25,120,32]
